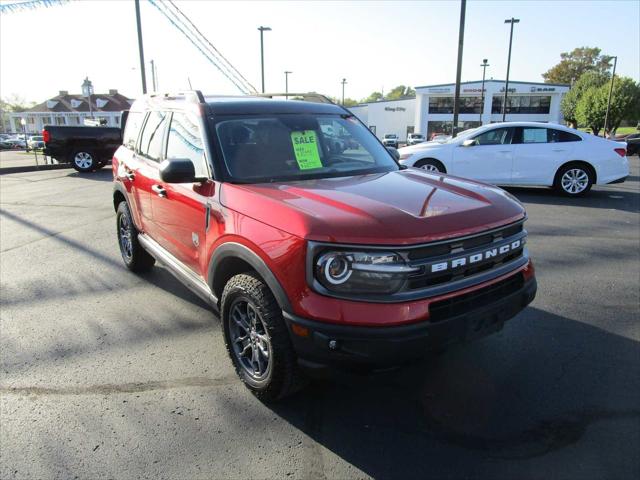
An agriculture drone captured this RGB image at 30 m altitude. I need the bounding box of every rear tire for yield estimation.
[221,272,305,401]
[554,163,594,196]
[414,158,446,173]
[116,201,155,272]
[71,149,97,172]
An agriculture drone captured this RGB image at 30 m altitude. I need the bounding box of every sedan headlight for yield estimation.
[399,153,412,160]
[314,251,418,295]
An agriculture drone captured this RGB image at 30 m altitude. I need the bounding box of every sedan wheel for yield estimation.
[561,168,589,194]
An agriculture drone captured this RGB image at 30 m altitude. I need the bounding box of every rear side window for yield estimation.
[549,129,582,143]
[521,127,547,144]
[123,112,144,150]
[139,111,169,161]
[166,112,208,178]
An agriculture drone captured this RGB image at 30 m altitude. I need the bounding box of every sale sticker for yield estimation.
[290,130,323,170]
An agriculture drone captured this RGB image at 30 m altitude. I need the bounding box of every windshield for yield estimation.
[31,136,43,141]
[214,114,398,183]
[385,134,397,139]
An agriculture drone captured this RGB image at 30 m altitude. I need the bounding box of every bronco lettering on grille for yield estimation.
[431,239,522,273]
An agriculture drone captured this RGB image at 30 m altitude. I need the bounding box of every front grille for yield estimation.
[429,272,524,323]
[402,221,526,292]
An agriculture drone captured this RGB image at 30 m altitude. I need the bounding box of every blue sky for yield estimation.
[0,0,638,102]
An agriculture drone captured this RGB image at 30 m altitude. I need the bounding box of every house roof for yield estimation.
[27,90,133,113]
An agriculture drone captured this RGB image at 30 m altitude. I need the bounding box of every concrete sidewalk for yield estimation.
[0,150,71,174]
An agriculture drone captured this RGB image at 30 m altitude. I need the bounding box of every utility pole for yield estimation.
[341,78,347,105]
[480,58,489,123]
[284,71,292,99]
[134,0,147,94]
[502,17,520,122]
[150,60,157,91]
[451,0,466,138]
[258,26,271,93]
[603,56,618,137]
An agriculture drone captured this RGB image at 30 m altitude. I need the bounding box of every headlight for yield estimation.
[315,251,418,295]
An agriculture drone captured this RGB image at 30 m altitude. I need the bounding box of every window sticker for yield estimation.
[290,130,323,170]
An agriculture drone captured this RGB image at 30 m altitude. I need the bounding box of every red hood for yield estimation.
[220,170,525,245]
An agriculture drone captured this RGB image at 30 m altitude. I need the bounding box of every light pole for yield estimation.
[603,56,618,137]
[258,26,271,93]
[451,0,466,138]
[284,71,292,99]
[341,78,347,105]
[150,59,157,91]
[502,18,520,122]
[480,58,489,123]
[81,77,94,121]
[134,0,147,94]
[20,118,28,152]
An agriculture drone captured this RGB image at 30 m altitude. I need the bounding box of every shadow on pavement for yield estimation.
[257,307,640,478]
[66,168,113,182]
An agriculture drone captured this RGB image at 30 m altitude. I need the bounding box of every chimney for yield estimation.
[109,89,118,95]
[59,90,69,96]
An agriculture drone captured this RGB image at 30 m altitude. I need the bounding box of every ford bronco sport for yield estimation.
[112,91,536,400]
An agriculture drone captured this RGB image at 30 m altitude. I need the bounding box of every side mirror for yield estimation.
[159,158,197,183]
[386,146,400,161]
[462,139,476,147]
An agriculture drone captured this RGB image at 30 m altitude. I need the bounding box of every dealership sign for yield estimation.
[385,107,407,112]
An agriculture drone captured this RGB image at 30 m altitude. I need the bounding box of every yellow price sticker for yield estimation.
[290,130,323,170]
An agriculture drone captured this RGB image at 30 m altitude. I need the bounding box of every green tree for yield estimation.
[576,76,640,136]
[342,98,359,107]
[0,94,34,112]
[561,71,609,128]
[361,91,383,103]
[542,47,613,85]
[386,85,415,100]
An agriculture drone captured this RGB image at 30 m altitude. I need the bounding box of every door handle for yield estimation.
[552,149,566,152]
[152,184,167,197]
[499,150,511,153]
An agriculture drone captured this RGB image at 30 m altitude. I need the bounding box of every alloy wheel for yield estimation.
[420,163,441,173]
[561,168,589,194]
[229,299,272,380]
[118,213,133,261]
[74,152,93,169]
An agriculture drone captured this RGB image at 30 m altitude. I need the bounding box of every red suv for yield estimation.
[112,91,536,400]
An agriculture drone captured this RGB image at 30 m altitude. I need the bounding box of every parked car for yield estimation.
[43,125,122,172]
[112,91,537,400]
[398,122,629,196]
[382,133,398,148]
[622,133,639,156]
[407,133,425,145]
[1,136,26,149]
[27,135,45,150]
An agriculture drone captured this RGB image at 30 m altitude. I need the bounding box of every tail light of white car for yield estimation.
[614,148,626,157]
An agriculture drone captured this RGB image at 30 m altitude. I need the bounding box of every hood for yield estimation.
[399,141,448,153]
[220,170,525,245]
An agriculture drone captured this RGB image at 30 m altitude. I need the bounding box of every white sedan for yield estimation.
[398,122,629,196]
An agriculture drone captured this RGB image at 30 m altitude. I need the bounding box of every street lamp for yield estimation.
[502,18,520,122]
[284,71,292,99]
[20,117,28,151]
[603,56,618,137]
[480,58,489,123]
[258,26,272,93]
[81,77,94,120]
[341,78,347,105]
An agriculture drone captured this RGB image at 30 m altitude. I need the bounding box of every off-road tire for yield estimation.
[116,201,155,272]
[221,272,305,401]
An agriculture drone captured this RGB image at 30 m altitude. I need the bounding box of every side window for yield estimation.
[474,127,512,145]
[166,112,208,178]
[521,127,547,144]
[123,111,144,150]
[549,129,582,143]
[139,111,169,161]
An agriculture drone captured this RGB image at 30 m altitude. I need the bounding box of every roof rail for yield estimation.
[256,92,335,105]
[148,90,205,104]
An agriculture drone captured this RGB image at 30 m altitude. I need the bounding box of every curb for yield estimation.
[0,163,72,175]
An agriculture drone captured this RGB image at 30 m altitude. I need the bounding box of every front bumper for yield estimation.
[284,274,536,371]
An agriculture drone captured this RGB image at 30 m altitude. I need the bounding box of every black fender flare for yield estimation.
[208,242,293,313]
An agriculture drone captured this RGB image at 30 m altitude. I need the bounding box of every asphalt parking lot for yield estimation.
[1,159,639,479]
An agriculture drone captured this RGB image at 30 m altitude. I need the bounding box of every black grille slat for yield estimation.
[429,273,524,323]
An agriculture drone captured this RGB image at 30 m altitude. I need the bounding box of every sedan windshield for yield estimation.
[214,114,399,183]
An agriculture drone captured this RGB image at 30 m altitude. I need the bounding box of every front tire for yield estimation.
[554,164,594,196]
[221,273,304,401]
[414,158,446,173]
[116,201,155,272]
[71,149,97,172]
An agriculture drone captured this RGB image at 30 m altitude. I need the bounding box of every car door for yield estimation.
[452,126,515,184]
[150,111,214,274]
[511,127,575,185]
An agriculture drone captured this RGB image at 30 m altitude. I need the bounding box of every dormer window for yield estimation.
[71,99,83,108]
[96,98,108,108]
[46,100,58,109]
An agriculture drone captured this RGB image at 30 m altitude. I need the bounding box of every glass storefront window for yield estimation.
[427,121,482,139]
[491,95,551,114]
[428,97,482,114]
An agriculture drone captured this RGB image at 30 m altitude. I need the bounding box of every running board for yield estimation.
[138,234,218,308]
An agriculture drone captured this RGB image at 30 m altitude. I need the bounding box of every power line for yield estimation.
[148,0,255,94]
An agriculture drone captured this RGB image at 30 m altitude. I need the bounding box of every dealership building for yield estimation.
[348,79,570,141]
